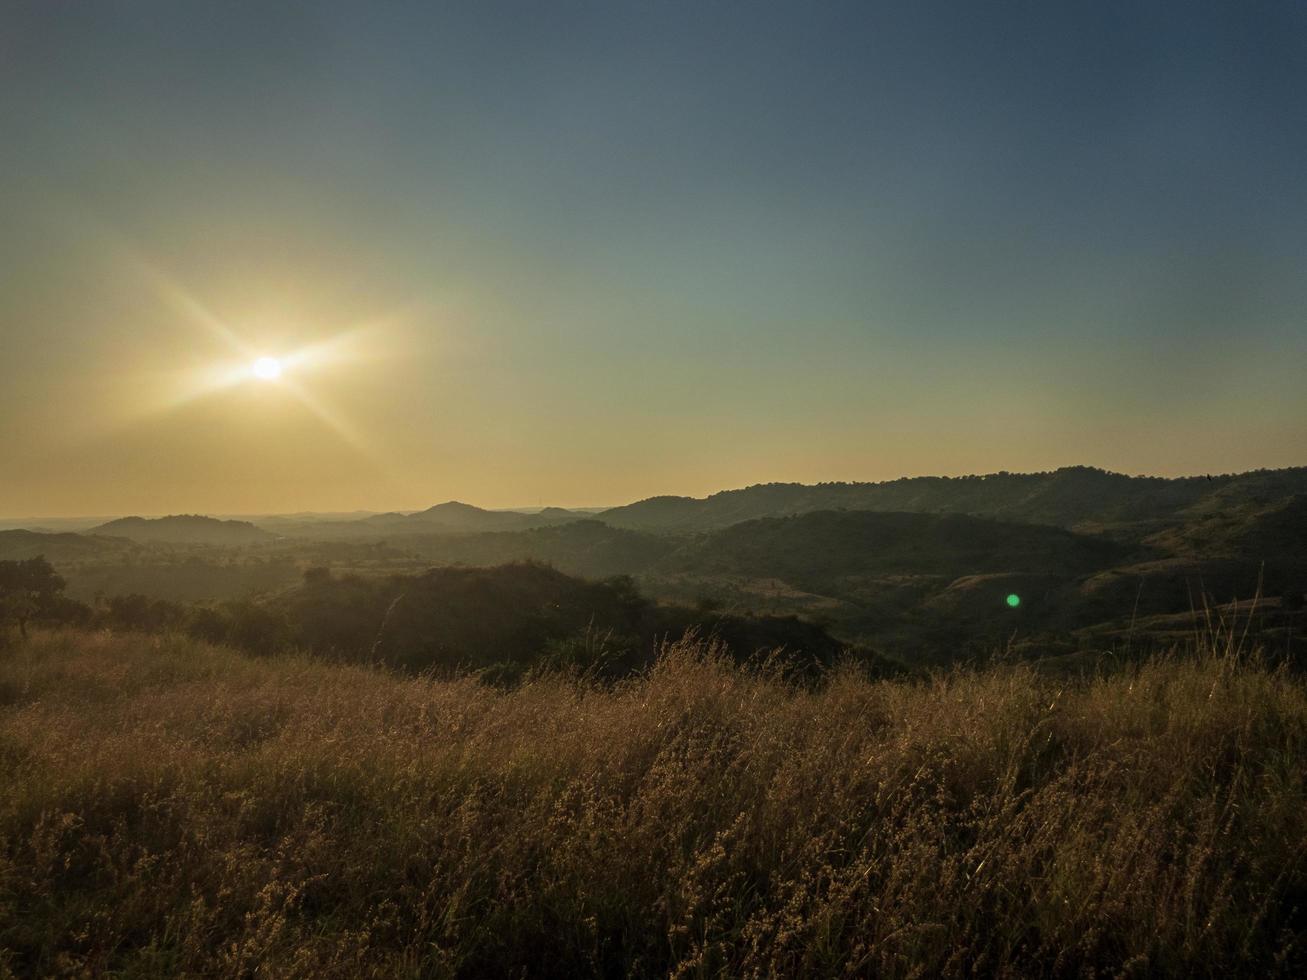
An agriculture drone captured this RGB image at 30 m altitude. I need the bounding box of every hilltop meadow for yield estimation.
[2,625,1305,978]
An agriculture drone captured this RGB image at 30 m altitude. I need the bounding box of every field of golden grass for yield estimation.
[2,629,1305,977]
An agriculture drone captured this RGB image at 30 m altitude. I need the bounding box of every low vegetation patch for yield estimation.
[2,629,1305,977]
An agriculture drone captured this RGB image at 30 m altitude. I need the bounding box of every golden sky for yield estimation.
[3,3,1305,517]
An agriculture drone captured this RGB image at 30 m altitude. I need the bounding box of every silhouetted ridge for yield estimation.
[358,501,583,534]
[599,466,1307,532]
[91,515,274,545]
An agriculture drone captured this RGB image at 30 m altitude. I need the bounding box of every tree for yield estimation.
[0,556,67,640]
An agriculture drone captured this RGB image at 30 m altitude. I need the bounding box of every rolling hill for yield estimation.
[271,502,584,539]
[394,519,675,579]
[599,466,1307,535]
[652,510,1130,589]
[381,501,580,532]
[91,515,276,546]
[8,464,1303,664]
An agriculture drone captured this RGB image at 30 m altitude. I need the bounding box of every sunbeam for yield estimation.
[87,246,413,474]
[120,249,258,360]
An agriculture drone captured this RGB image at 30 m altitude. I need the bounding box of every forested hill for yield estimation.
[598,466,1307,534]
[91,515,275,545]
[651,510,1129,589]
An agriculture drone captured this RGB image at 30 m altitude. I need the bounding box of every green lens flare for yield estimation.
[1006,593,1021,608]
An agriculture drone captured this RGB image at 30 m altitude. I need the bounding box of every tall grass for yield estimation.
[2,629,1305,977]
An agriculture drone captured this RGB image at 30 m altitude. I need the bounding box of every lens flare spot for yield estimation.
[1006,593,1021,608]
[252,356,282,380]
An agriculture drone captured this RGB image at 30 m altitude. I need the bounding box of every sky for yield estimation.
[2,1,1305,517]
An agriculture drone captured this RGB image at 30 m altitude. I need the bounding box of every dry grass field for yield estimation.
[2,629,1305,977]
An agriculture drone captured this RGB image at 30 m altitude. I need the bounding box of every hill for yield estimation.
[654,510,1129,590]
[274,502,583,539]
[92,514,276,546]
[369,500,530,531]
[631,510,1142,659]
[390,520,675,579]
[599,465,1307,535]
[397,501,581,532]
[1143,493,1307,558]
[13,464,1304,665]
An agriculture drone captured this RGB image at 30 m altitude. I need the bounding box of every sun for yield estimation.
[251,356,283,381]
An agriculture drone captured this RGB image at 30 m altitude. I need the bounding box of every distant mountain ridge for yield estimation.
[598,466,1307,533]
[402,501,544,530]
[91,515,275,545]
[277,502,584,538]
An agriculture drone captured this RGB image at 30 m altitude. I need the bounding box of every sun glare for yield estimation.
[252,356,282,380]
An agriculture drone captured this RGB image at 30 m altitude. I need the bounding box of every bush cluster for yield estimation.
[3,558,876,681]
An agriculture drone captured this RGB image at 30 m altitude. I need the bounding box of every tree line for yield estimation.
[1,556,892,682]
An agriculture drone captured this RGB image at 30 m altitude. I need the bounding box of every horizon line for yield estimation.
[4,461,1305,526]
